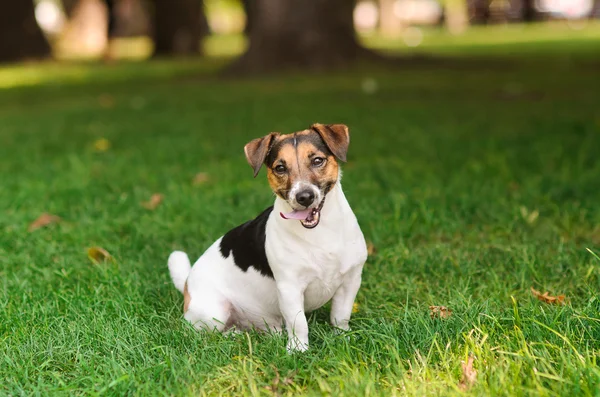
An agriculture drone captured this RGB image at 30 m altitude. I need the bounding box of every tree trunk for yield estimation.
[241,0,253,35]
[521,0,537,21]
[62,0,81,17]
[592,0,600,18]
[0,0,51,62]
[63,0,151,38]
[151,0,208,56]
[469,0,490,24]
[228,0,370,74]
[59,0,108,57]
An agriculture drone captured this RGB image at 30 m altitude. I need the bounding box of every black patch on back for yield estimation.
[219,206,274,278]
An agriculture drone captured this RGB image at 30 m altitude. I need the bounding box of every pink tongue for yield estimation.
[280,209,312,220]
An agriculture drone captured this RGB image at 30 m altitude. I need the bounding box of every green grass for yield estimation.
[362,21,600,58]
[1,24,600,396]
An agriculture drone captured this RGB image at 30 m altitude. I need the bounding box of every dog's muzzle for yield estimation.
[280,196,326,229]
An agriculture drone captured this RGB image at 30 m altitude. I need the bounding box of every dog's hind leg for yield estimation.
[183,289,232,332]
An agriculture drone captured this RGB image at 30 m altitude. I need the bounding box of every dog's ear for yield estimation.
[244,132,279,177]
[311,123,350,162]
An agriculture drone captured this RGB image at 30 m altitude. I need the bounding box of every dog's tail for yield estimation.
[168,251,191,294]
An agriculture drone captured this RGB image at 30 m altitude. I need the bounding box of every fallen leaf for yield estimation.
[265,368,295,396]
[429,305,452,319]
[98,94,115,108]
[94,138,111,152]
[141,193,163,210]
[531,287,565,305]
[520,206,539,225]
[265,371,279,395]
[192,172,209,186]
[87,246,113,264]
[28,213,61,232]
[459,355,477,391]
[366,241,376,256]
[352,302,360,313]
[508,181,520,192]
[282,373,294,385]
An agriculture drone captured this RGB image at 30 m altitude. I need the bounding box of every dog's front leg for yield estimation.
[277,283,309,352]
[330,265,363,332]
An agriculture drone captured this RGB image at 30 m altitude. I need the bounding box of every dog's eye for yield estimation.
[274,165,287,174]
[312,157,325,167]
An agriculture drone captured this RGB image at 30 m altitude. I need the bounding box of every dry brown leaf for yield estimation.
[87,246,113,264]
[366,241,376,256]
[93,138,111,152]
[520,206,539,224]
[429,305,452,319]
[265,368,295,396]
[141,194,163,210]
[28,213,61,232]
[282,373,294,386]
[531,287,565,305]
[459,355,477,391]
[265,371,280,395]
[98,94,115,108]
[192,172,209,186]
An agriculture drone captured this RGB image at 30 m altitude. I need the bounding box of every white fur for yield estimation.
[168,251,191,293]
[288,181,322,210]
[169,180,367,352]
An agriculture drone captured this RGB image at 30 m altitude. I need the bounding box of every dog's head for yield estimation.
[244,123,349,229]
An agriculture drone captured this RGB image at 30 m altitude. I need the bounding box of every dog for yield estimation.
[168,123,367,352]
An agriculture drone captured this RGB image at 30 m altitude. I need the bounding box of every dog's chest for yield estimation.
[303,244,346,309]
[304,266,345,311]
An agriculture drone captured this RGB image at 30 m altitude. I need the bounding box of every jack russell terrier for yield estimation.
[168,123,367,352]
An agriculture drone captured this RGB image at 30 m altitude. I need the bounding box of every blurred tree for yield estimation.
[0,0,51,62]
[469,0,490,23]
[59,0,109,58]
[228,0,371,73]
[62,0,80,16]
[521,0,537,21]
[241,0,253,35]
[444,0,468,33]
[150,0,209,56]
[62,0,150,38]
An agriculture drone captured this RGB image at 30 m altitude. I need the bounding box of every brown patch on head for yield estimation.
[296,135,339,193]
[266,141,295,199]
[244,132,279,177]
[264,129,340,199]
[183,281,191,313]
[311,123,349,162]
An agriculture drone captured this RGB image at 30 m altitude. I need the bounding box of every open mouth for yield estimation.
[280,198,325,229]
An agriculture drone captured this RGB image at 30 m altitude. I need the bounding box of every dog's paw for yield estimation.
[332,325,351,335]
[223,327,242,338]
[286,338,309,353]
[332,326,352,342]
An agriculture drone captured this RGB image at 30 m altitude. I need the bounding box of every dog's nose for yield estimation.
[296,190,315,207]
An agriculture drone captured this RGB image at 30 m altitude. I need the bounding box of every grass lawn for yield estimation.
[1,25,600,396]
